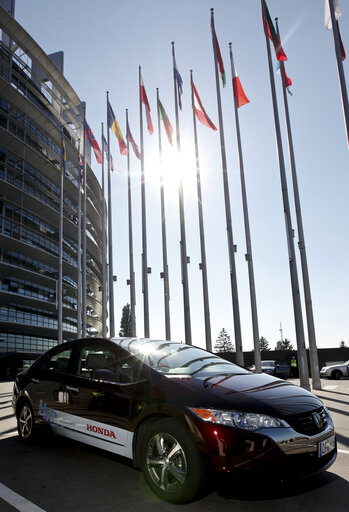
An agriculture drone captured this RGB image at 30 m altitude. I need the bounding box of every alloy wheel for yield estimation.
[146,432,187,492]
[19,404,33,439]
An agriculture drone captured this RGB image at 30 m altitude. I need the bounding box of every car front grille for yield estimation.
[286,407,328,436]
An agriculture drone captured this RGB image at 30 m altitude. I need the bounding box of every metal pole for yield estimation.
[276,19,321,389]
[229,44,261,372]
[190,70,212,352]
[58,126,64,343]
[126,110,136,337]
[172,42,192,345]
[261,1,309,390]
[328,0,349,146]
[77,140,82,338]
[210,9,243,364]
[82,105,87,337]
[107,92,115,338]
[157,89,171,340]
[101,123,107,338]
[139,67,150,338]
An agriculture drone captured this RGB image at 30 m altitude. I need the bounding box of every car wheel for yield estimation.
[140,418,205,504]
[17,401,36,442]
[332,370,342,380]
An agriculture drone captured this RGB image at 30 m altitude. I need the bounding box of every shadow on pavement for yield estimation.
[212,471,342,501]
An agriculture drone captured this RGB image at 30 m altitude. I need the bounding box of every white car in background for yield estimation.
[320,360,349,380]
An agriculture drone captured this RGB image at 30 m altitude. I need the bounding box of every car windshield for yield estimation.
[115,339,248,376]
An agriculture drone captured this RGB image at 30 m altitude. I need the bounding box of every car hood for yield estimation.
[166,372,322,418]
[322,363,344,370]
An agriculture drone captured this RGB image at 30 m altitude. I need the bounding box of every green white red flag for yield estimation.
[140,74,153,134]
[158,98,174,145]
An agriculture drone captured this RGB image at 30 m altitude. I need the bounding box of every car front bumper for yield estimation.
[189,416,336,478]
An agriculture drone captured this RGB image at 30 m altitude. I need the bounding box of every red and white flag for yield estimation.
[230,53,249,109]
[325,0,346,60]
[192,83,217,130]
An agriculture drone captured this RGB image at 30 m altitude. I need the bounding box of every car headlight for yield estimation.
[190,408,289,430]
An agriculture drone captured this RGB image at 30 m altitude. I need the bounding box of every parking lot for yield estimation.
[0,378,348,511]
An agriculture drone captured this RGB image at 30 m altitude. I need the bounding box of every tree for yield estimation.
[214,328,234,353]
[119,303,132,337]
[339,340,347,348]
[259,336,271,351]
[275,338,294,351]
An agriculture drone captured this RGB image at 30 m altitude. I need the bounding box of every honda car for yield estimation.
[13,337,336,504]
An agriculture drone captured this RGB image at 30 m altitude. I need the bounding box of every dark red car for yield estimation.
[13,337,336,503]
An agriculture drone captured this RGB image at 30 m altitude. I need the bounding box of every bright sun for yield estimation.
[146,141,197,202]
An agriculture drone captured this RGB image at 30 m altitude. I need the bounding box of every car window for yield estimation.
[76,344,142,383]
[77,346,117,378]
[38,347,73,373]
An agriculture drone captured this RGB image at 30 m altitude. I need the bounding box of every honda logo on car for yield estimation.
[87,423,116,439]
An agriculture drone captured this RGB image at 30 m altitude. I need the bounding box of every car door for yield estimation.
[28,342,75,427]
[59,340,151,458]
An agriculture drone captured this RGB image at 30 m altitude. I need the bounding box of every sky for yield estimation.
[13,0,349,352]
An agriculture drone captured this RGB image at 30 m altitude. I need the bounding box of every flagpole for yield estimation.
[101,123,107,338]
[229,44,261,372]
[190,71,212,352]
[276,19,321,390]
[82,104,87,338]
[261,0,309,390]
[126,109,136,337]
[58,125,64,344]
[156,89,171,340]
[139,66,150,338]
[328,0,349,146]
[210,9,243,364]
[172,41,192,345]
[106,91,115,338]
[77,139,82,338]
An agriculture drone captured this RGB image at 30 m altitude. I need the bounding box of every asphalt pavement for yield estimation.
[0,378,348,511]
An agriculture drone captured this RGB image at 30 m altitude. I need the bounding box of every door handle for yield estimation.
[31,378,40,384]
[66,385,79,393]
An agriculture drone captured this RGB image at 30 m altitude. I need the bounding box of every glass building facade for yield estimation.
[0,4,105,374]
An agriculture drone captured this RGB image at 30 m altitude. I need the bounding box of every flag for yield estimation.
[325,0,346,60]
[126,121,141,159]
[173,53,183,110]
[140,74,153,134]
[107,101,127,155]
[276,62,293,95]
[61,128,67,175]
[230,55,249,108]
[325,0,342,29]
[211,16,226,87]
[262,1,287,61]
[103,135,120,173]
[78,143,84,190]
[158,98,174,144]
[85,121,102,164]
[192,82,217,130]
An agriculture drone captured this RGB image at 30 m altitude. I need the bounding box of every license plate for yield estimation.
[318,434,335,457]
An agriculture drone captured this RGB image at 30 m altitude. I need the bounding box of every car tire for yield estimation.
[140,418,205,504]
[17,400,36,443]
[331,370,342,380]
